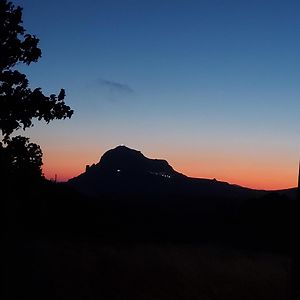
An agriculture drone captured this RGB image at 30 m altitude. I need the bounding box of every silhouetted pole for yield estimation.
[291,161,300,299]
[297,160,300,202]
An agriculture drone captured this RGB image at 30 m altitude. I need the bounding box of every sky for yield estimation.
[13,0,300,190]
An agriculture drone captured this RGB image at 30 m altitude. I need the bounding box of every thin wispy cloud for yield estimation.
[97,78,134,94]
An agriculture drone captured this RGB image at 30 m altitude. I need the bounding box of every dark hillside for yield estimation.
[4,177,298,300]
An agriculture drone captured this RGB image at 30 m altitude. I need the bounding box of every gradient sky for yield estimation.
[13,0,300,189]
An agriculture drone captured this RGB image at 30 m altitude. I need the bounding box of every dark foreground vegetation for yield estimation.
[3,180,299,300]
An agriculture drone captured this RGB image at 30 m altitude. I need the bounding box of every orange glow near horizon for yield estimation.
[167,153,297,191]
[41,147,101,182]
[41,147,298,191]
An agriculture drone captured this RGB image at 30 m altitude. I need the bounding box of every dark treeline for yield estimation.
[8,179,297,254]
[3,179,298,300]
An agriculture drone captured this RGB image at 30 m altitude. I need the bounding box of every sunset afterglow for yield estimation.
[15,0,300,190]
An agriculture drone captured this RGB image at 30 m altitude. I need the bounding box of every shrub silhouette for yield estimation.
[0,136,43,183]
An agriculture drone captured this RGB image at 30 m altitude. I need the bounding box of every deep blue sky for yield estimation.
[14,0,300,188]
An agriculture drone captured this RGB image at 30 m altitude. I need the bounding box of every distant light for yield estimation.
[117,169,121,172]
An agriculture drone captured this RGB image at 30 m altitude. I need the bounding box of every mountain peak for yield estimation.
[99,145,145,170]
[71,145,179,180]
[111,144,135,151]
[102,145,142,157]
[68,145,256,198]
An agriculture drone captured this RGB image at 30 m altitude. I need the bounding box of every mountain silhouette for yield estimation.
[68,145,262,200]
[96,145,180,177]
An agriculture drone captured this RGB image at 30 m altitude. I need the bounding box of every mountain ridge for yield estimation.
[68,145,265,200]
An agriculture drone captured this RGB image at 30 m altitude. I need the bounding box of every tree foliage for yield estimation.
[0,136,43,181]
[0,0,73,181]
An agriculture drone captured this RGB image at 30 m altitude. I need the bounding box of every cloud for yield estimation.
[97,78,134,94]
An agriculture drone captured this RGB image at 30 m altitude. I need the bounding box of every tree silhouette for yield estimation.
[0,136,43,181]
[0,0,73,181]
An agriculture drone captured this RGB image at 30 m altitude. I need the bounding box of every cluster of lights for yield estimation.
[149,171,171,179]
[115,169,171,179]
[161,174,171,178]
